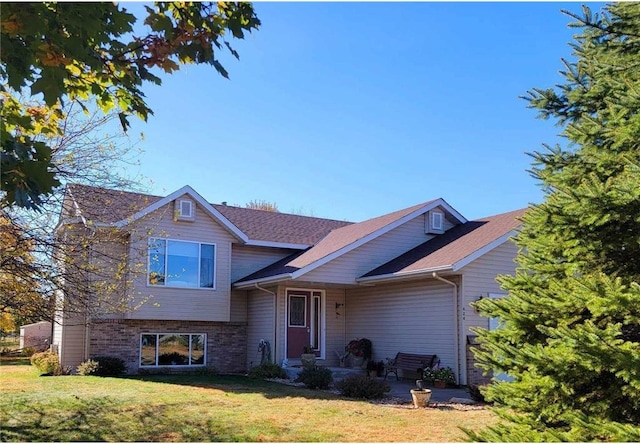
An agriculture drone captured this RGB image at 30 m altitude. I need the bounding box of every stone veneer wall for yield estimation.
[466,344,491,386]
[90,319,247,374]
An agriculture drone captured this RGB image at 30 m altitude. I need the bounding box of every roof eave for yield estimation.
[232,273,293,289]
[245,240,310,250]
[356,265,454,284]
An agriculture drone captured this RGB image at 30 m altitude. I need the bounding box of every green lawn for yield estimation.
[0,363,495,442]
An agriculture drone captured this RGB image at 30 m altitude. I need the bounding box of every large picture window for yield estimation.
[148,238,215,288]
[140,333,206,367]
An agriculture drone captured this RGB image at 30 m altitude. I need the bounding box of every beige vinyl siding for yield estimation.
[88,230,129,318]
[59,312,86,369]
[230,290,247,323]
[459,240,517,336]
[458,240,518,385]
[246,288,276,368]
[127,199,237,322]
[303,217,438,285]
[345,279,456,376]
[231,245,295,283]
[323,288,347,366]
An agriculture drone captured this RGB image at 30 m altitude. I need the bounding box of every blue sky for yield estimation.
[120,2,604,222]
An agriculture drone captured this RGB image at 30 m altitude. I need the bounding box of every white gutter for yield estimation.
[245,240,310,250]
[233,273,292,289]
[431,272,460,386]
[356,265,453,284]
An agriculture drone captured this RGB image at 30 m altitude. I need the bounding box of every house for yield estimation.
[53,183,525,386]
[19,321,52,351]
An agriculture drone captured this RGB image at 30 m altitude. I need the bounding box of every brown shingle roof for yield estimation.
[65,184,162,223]
[65,184,351,245]
[360,208,526,279]
[211,204,351,246]
[235,200,441,283]
[287,201,436,268]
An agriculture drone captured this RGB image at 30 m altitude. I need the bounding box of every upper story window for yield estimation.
[175,199,194,221]
[148,238,215,289]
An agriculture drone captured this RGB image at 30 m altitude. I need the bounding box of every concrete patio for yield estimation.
[283,365,474,403]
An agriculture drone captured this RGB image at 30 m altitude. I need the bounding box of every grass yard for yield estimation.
[0,363,496,442]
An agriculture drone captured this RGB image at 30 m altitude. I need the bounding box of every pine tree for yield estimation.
[471,3,640,441]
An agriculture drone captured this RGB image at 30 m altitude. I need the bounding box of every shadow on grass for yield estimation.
[1,395,235,442]
[125,372,345,402]
[1,397,118,441]
[0,356,31,365]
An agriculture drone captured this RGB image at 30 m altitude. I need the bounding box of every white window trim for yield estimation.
[431,211,444,231]
[139,333,207,368]
[147,238,216,290]
[178,199,194,219]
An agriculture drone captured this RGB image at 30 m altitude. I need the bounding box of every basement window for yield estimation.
[140,333,206,367]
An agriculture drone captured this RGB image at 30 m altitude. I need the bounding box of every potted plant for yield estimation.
[300,346,316,369]
[432,367,456,388]
[344,338,372,368]
[421,366,455,388]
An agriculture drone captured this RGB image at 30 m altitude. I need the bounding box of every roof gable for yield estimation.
[358,208,526,282]
[234,198,469,287]
[285,198,466,276]
[114,185,249,241]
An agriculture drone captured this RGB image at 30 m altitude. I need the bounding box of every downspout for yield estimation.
[432,272,460,385]
[254,283,277,364]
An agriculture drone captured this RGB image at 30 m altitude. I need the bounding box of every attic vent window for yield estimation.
[176,199,194,221]
[426,210,445,234]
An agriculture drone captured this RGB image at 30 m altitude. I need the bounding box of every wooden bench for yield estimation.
[384,352,439,381]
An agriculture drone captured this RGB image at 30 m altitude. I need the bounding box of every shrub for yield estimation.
[53,366,73,376]
[336,374,391,399]
[92,356,126,376]
[295,365,333,389]
[30,351,60,374]
[77,359,100,376]
[21,346,36,357]
[248,362,288,379]
[468,384,488,403]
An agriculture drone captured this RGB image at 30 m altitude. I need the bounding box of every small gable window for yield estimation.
[148,238,215,289]
[426,210,445,234]
[175,199,194,221]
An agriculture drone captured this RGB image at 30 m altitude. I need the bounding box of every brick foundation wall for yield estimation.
[89,319,247,375]
[466,344,491,386]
